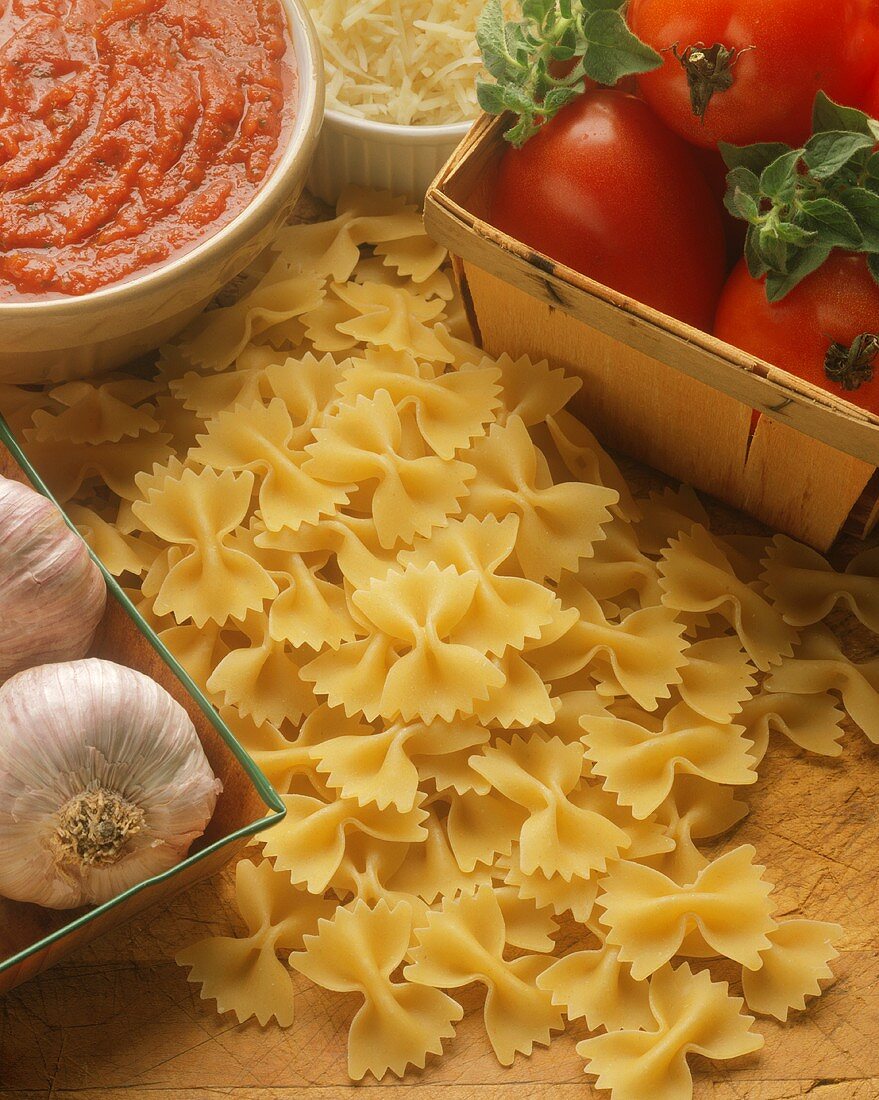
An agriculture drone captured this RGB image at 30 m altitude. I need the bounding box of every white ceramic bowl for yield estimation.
[0,0,325,386]
[308,109,471,207]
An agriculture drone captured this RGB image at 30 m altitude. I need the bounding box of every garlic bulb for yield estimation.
[0,659,222,909]
[0,474,106,682]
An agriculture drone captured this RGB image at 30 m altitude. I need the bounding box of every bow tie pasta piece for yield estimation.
[190,398,350,533]
[373,230,447,285]
[304,391,475,549]
[577,963,763,1100]
[170,367,262,423]
[177,858,335,1027]
[218,707,319,795]
[131,467,277,627]
[581,703,758,821]
[290,899,462,1080]
[634,484,711,556]
[503,852,601,923]
[659,525,798,671]
[177,262,325,371]
[648,776,750,884]
[310,716,489,814]
[677,638,757,724]
[761,535,879,633]
[257,514,395,589]
[158,622,228,695]
[329,280,453,363]
[490,354,582,427]
[535,581,689,712]
[545,410,641,523]
[261,352,348,432]
[268,554,360,651]
[468,736,631,880]
[571,519,664,606]
[766,625,879,745]
[387,811,491,904]
[67,503,158,578]
[271,214,365,283]
[29,379,160,445]
[301,632,399,720]
[352,256,455,304]
[344,563,505,722]
[18,431,174,504]
[472,650,557,728]
[538,939,654,1033]
[207,615,316,728]
[741,920,844,1021]
[446,788,528,872]
[739,689,847,761]
[263,791,428,893]
[465,416,618,582]
[493,885,559,954]
[399,516,560,657]
[597,845,777,980]
[404,886,564,1066]
[337,349,502,459]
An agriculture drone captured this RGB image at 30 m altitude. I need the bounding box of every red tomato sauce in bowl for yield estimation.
[0,0,297,300]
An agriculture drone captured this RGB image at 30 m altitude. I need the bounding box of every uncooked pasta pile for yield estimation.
[4,188,878,1098]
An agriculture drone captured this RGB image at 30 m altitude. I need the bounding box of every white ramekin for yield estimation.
[308,108,471,206]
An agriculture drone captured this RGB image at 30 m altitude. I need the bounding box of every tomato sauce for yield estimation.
[0,0,296,299]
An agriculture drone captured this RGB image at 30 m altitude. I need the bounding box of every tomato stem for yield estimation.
[669,42,756,122]
[824,333,879,392]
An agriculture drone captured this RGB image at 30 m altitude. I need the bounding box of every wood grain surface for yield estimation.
[1,194,877,1100]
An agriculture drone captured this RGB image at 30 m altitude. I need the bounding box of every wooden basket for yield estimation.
[424,114,879,551]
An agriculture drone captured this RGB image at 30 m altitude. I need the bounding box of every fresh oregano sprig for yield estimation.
[721,92,879,302]
[476,0,662,147]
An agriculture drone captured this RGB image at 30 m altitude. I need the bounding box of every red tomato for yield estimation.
[628,0,876,149]
[690,146,746,270]
[714,254,879,414]
[490,90,727,332]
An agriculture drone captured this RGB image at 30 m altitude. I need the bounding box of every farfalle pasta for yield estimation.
[5,188,863,1098]
[598,845,777,979]
[290,899,462,1080]
[405,887,564,1066]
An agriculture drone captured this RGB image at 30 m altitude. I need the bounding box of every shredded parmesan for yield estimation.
[307,0,513,126]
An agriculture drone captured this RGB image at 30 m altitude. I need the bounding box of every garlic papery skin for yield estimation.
[0,474,106,683]
[0,658,222,909]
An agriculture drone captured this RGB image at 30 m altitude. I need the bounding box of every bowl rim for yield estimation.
[0,0,325,317]
[323,106,474,143]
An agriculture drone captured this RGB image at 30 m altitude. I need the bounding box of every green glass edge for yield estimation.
[0,415,286,976]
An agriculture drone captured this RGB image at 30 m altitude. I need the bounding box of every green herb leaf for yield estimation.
[719,141,791,176]
[812,91,879,140]
[476,0,512,80]
[803,130,875,180]
[581,10,662,85]
[765,244,833,302]
[759,150,802,203]
[868,253,879,288]
[798,197,863,249]
[839,187,879,252]
[476,0,662,146]
[723,93,879,300]
[723,166,761,221]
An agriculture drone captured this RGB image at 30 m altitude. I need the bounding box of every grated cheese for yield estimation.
[307,0,513,126]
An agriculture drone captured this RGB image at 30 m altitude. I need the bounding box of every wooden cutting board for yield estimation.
[1,496,877,1100]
